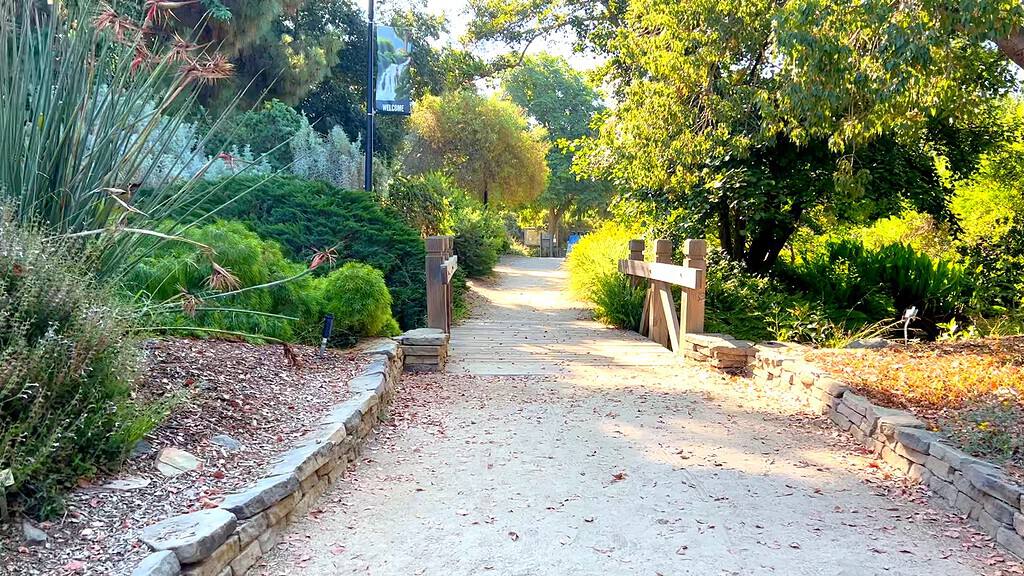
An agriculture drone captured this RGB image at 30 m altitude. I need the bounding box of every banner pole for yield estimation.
[364,0,375,193]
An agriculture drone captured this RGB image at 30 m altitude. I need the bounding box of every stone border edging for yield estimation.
[130,338,406,576]
[684,333,1024,559]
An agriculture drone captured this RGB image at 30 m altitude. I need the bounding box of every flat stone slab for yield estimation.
[90,477,152,492]
[348,373,386,395]
[22,519,47,545]
[396,328,449,346]
[359,356,391,377]
[210,434,243,452]
[268,438,335,480]
[893,427,939,454]
[131,551,180,576]
[874,409,925,437]
[840,392,871,416]
[140,508,236,564]
[356,338,400,359]
[155,447,200,477]
[965,463,1022,506]
[220,474,299,520]
[845,338,890,349]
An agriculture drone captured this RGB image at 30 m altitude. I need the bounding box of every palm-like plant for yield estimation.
[0,1,259,279]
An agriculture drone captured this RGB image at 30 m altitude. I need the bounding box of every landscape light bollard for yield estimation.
[903,306,918,344]
[320,314,334,356]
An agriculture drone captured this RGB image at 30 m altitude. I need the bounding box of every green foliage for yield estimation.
[565,222,639,301]
[453,217,500,279]
[0,2,252,281]
[404,91,550,207]
[957,218,1024,313]
[450,193,509,278]
[503,54,611,236]
[704,252,783,342]
[0,215,165,517]
[316,263,400,343]
[126,221,318,342]
[591,273,647,331]
[783,240,972,333]
[180,175,426,328]
[943,401,1024,465]
[385,173,455,236]
[207,100,305,170]
[474,1,1006,274]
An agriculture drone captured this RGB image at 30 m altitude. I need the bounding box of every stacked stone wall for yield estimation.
[131,340,405,576]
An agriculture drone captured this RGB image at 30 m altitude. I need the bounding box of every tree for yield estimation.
[403,91,550,207]
[470,0,1009,271]
[503,54,611,238]
[470,0,1019,149]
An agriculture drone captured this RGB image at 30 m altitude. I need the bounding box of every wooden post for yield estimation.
[629,239,650,336]
[628,239,645,288]
[444,237,453,333]
[426,236,448,331]
[648,239,673,348]
[681,239,707,335]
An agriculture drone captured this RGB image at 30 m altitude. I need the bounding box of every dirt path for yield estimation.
[255,257,1002,576]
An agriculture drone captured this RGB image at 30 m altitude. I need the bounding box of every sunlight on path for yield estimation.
[255,257,993,576]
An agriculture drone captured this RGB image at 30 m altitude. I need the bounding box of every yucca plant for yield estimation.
[0,0,264,280]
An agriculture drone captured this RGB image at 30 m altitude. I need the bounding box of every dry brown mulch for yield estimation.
[809,337,1024,476]
[0,338,365,576]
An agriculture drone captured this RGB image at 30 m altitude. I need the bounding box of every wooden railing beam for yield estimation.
[618,237,708,351]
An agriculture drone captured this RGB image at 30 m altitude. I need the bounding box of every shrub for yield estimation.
[591,273,647,331]
[450,192,508,278]
[207,100,306,170]
[566,222,640,301]
[180,175,427,328]
[706,250,856,345]
[290,118,373,191]
[385,173,454,236]
[704,251,784,341]
[782,240,972,333]
[126,221,319,342]
[454,216,501,278]
[315,263,400,344]
[0,2,259,282]
[0,215,164,517]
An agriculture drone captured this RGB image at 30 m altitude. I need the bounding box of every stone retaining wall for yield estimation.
[131,338,405,576]
[692,337,1024,559]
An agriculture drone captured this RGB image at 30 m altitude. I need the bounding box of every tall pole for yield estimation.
[364,0,375,193]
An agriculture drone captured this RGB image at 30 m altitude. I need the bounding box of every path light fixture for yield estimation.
[320,314,334,356]
[902,306,918,344]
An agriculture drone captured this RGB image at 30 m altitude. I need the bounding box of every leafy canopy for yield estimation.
[403,91,550,207]
[502,54,611,226]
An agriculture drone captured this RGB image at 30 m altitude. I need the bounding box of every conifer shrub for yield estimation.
[181,175,426,328]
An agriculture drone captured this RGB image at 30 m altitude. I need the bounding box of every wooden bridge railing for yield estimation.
[426,235,458,333]
[618,238,707,352]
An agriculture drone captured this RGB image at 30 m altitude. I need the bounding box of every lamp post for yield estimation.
[364,0,375,193]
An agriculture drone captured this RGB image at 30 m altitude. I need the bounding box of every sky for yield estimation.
[417,0,602,72]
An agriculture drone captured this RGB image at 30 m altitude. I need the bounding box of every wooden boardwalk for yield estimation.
[448,257,684,375]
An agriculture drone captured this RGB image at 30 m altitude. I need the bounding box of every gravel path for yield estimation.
[255,257,1006,576]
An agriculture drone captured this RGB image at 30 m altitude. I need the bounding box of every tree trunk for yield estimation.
[547,206,563,239]
[483,181,489,206]
[996,30,1024,70]
[717,203,738,261]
